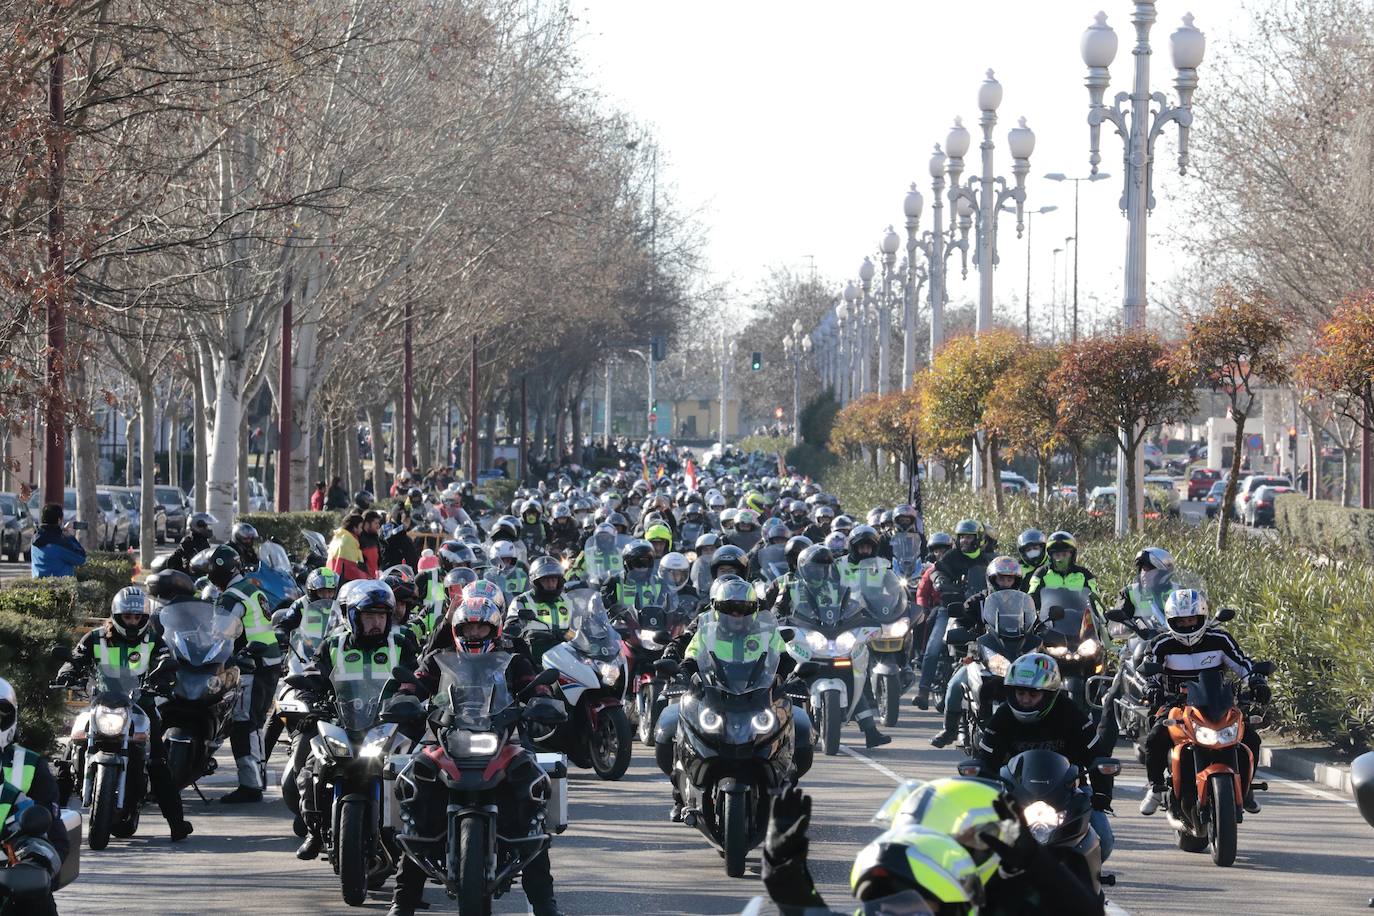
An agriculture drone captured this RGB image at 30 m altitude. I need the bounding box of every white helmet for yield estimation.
[1163,588,1209,646]
[659,552,691,593]
[0,678,17,753]
[492,541,519,565]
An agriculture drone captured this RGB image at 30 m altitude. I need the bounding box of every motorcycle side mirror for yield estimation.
[1215,607,1236,623]
[956,758,984,778]
[523,697,569,727]
[381,697,425,723]
[1103,608,1131,623]
[284,673,325,691]
[532,667,561,688]
[1139,661,1163,677]
[1251,660,1274,677]
[653,659,680,678]
[1046,605,1066,622]
[49,645,72,662]
[17,803,51,838]
[944,627,971,645]
[390,667,417,684]
[1092,757,1122,777]
[777,626,796,643]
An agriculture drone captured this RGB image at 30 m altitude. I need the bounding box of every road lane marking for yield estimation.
[838,744,904,783]
[1259,769,1357,808]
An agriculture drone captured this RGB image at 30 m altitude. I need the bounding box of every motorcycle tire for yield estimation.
[338,799,370,906]
[1208,774,1238,867]
[458,816,492,916]
[589,707,633,781]
[723,790,749,879]
[1177,829,1209,853]
[111,804,141,839]
[820,691,841,757]
[88,765,117,851]
[165,739,195,791]
[878,674,901,728]
[637,685,658,748]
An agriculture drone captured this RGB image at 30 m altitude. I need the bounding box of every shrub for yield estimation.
[737,436,837,481]
[477,479,518,513]
[235,511,339,555]
[0,579,83,753]
[76,550,137,598]
[1274,493,1374,563]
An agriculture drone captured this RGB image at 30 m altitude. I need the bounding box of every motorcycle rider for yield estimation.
[913,531,953,616]
[208,544,280,803]
[547,502,580,555]
[506,555,573,663]
[273,567,340,635]
[1026,530,1104,618]
[929,555,1026,749]
[0,678,70,916]
[705,543,749,584]
[838,524,886,584]
[802,504,834,543]
[975,652,1115,861]
[915,519,989,710]
[389,594,561,916]
[658,551,700,616]
[380,507,420,571]
[295,579,418,861]
[1138,587,1266,817]
[1092,546,1176,749]
[599,539,664,618]
[760,535,813,608]
[518,499,551,553]
[230,522,260,570]
[415,540,473,639]
[1016,528,1047,584]
[645,522,674,560]
[726,508,762,551]
[54,587,194,841]
[165,512,215,573]
[745,517,790,581]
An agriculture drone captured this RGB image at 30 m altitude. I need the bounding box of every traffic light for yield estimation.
[651,335,667,362]
[1288,426,1297,451]
[751,351,762,371]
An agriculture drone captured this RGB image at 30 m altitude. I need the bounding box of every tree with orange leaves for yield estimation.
[1295,289,1374,508]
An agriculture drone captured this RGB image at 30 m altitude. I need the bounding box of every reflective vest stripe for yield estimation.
[227,586,278,649]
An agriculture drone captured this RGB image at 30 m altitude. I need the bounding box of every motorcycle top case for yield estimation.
[56,808,81,891]
[536,752,569,832]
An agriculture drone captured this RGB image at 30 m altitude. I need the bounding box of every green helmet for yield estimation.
[849,825,983,913]
[1003,652,1062,723]
[873,777,1018,887]
[645,523,673,551]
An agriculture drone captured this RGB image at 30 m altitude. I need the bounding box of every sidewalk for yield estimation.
[1260,740,1355,795]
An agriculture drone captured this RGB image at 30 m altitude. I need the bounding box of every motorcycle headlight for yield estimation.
[750,709,777,735]
[987,654,1011,677]
[1046,645,1068,657]
[885,619,910,638]
[836,631,857,652]
[1077,639,1100,658]
[898,576,909,588]
[638,629,663,650]
[1194,723,1239,746]
[455,731,500,755]
[805,630,828,651]
[1022,800,1063,844]
[93,706,128,737]
[323,734,352,758]
[597,661,622,686]
[205,674,222,693]
[697,706,723,733]
[360,723,398,758]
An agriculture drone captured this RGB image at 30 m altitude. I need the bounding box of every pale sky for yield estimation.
[571,0,1252,334]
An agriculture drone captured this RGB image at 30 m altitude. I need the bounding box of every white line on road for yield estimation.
[1259,769,1357,808]
[838,744,905,783]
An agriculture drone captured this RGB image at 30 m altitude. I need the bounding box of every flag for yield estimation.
[776,451,788,479]
[657,465,666,479]
[641,454,651,483]
[907,437,927,552]
[685,458,698,491]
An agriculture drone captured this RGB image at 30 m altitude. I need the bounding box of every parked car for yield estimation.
[999,470,1036,496]
[1203,479,1227,519]
[1143,474,1183,513]
[1087,486,1167,521]
[28,488,116,549]
[1187,467,1222,501]
[1232,474,1292,523]
[108,487,166,549]
[94,489,131,551]
[1143,442,1165,471]
[1248,484,1296,527]
[156,485,190,541]
[0,492,35,562]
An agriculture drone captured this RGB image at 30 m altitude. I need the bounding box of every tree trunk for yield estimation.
[1036,454,1047,509]
[286,390,315,513]
[1340,448,1351,507]
[74,420,99,552]
[1124,441,1140,533]
[168,400,180,489]
[346,414,364,495]
[365,402,390,499]
[139,381,157,567]
[483,409,496,470]
[989,438,1005,516]
[1072,446,1086,507]
[124,414,136,486]
[1217,414,1246,550]
[190,363,208,513]
[206,374,244,537]
[416,400,434,473]
[237,413,250,520]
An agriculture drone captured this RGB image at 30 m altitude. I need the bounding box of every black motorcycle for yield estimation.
[155,600,243,791]
[1038,587,1107,719]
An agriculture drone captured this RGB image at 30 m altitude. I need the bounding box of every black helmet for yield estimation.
[340,580,395,650]
[846,524,881,560]
[230,522,259,548]
[1017,528,1046,565]
[353,490,375,510]
[529,555,565,601]
[407,487,423,503]
[606,511,629,534]
[621,539,655,571]
[110,586,151,639]
[438,539,475,571]
[927,531,953,555]
[709,544,748,579]
[197,544,241,587]
[784,535,813,571]
[188,512,215,537]
[383,574,419,611]
[145,569,196,601]
[490,517,518,543]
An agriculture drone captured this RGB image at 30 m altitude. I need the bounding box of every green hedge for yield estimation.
[235,511,339,555]
[736,436,837,482]
[0,579,84,753]
[477,479,518,512]
[75,550,137,602]
[1274,493,1374,563]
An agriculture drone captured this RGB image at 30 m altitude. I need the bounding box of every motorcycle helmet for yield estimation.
[953,520,983,556]
[982,589,1037,640]
[719,507,738,531]
[383,564,416,582]
[709,576,758,634]
[784,535,813,571]
[831,514,855,536]
[550,502,572,523]
[709,544,748,579]
[438,539,475,571]
[1163,587,1209,646]
[572,497,595,523]
[645,523,673,557]
[341,579,395,650]
[762,518,789,545]
[199,544,242,589]
[893,504,918,531]
[866,507,884,527]
[462,579,507,613]
[606,512,630,535]
[660,552,691,593]
[694,532,720,556]
[1002,652,1062,724]
[1135,546,1175,573]
[467,544,490,572]
[797,544,835,577]
[0,679,17,754]
[1045,531,1076,571]
[110,586,151,639]
[849,826,983,915]
[706,492,726,512]
[744,492,767,515]
[528,555,565,601]
[847,525,881,561]
[876,776,1019,888]
[521,499,543,526]
[927,531,953,560]
[353,490,375,510]
[492,541,520,568]
[490,516,519,543]
[601,491,624,511]
[622,539,655,571]
[1016,529,1046,567]
[683,502,704,521]
[451,595,503,654]
[306,567,340,600]
[823,531,848,553]
[145,568,197,601]
[443,567,479,602]
[187,512,216,538]
[987,556,1022,590]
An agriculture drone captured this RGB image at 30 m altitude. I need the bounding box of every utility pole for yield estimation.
[468,334,478,479]
[44,46,67,506]
[519,376,527,483]
[276,273,292,510]
[402,298,414,475]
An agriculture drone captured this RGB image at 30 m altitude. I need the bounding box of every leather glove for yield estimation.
[11,835,60,878]
[763,785,811,867]
[984,796,1039,874]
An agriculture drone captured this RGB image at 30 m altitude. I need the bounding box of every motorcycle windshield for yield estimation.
[431,652,514,731]
[791,562,851,629]
[697,614,779,695]
[1138,568,1204,627]
[756,545,789,583]
[160,600,242,667]
[329,653,395,732]
[853,559,908,625]
[1185,667,1235,722]
[242,566,297,608]
[889,533,922,578]
[301,529,328,559]
[582,540,623,585]
[1038,587,1093,642]
[982,590,1037,639]
[630,583,681,632]
[564,597,623,661]
[93,662,142,699]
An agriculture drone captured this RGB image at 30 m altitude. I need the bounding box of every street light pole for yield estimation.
[1082,4,1204,534]
[1021,206,1058,341]
[44,45,67,507]
[843,282,860,401]
[878,228,900,395]
[1044,172,1111,340]
[858,258,875,394]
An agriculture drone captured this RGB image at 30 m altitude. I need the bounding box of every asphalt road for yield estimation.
[54,690,1374,916]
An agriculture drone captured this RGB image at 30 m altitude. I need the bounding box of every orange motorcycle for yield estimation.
[1148,662,1271,867]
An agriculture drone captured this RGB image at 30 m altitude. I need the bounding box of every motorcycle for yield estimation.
[931,566,988,713]
[850,560,911,728]
[51,645,150,850]
[619,590,690,748]
[292,647,407,905]
[0,805,80,914]
[751,543,789,595]
[530,590,633,779]
[394,653,568,916]
[1038,587,1107,719]
[783,559,881,756]
[1142,660,1272,867]
[271,599,339,831]
[1092,568,1177,758]
[156,600,243,791]
[664,613,797,877]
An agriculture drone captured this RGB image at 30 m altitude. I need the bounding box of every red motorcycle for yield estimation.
[619,597,690,747]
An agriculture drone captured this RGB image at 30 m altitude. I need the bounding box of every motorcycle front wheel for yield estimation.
[722,790,749,878]
[877,673,901,728]
[458,816,492,916]
[88,765,118,850]
[588,707,632,780]
[820,691,841,756]
[637,685,659,747]
[1208,774,1238,867]
[338,798,370,906]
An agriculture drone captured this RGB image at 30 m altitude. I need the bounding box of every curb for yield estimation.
[1259,745,1352,795]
